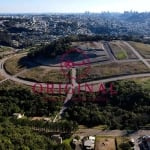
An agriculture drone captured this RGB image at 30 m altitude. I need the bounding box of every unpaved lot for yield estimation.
[95,137,116,150]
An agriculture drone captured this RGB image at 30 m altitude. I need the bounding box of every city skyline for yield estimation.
[0,0,150,13]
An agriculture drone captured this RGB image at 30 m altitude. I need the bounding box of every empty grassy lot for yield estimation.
[72,41,104,50]
[0,46,14,53]
[0,74,5,81]
[95,137,116,150]
[109,40,137,60]
[119,41,137,59]
[77,61,149,82]
[4,55,26,75]
[71,41,107,59]
[0,79,30,90]
[95,136,133,150]
[109,41,128,60]
[18,67,69,83]
[129,41,150,59]
[0,46,15,59]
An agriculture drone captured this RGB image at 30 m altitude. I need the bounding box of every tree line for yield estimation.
[27,34,150,60]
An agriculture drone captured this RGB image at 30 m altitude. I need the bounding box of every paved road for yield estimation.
[116,59,141,63]
[0,56,12,83]
[53,68,78,122]
[80,73,150,89]
[75,129,150,137]
[124,41,150,69]
[103,41,116,61]
[1,56,150,88]
[0,56,71,87]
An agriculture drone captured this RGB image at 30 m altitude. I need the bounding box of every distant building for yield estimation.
[12,40,19,47]
[144,36,150,40]
[83,136,95,150]
[89,136,95,141]
[31,117,51,121]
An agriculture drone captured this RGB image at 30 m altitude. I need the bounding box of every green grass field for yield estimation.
[18,67,69,83]
[116,51,127,60]
[4,55,26,75]
[0,46,15,59]
[109,41,128,60]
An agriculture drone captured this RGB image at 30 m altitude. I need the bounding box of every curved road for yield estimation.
[0,55,150,88]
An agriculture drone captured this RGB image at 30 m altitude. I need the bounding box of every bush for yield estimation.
[119,143,132,150]
[74,135,80,140]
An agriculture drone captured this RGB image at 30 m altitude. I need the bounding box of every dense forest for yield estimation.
[0,117,74,150]
[0,80,149,130]
[0,85,64,117]
[63,81,150,129]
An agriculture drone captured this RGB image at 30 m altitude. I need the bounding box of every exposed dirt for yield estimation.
[95,138,116,150]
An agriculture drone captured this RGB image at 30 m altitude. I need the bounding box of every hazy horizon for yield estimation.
[0,0,150,13]
[0,11,150,15]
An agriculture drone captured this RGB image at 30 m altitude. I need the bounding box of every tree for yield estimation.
[119,143,132,150]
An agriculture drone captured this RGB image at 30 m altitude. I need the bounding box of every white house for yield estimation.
[83,136,95,150]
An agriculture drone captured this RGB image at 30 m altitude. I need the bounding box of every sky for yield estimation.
[0,0,149,13]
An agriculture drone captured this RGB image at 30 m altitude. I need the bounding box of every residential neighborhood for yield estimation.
[0,12,150,48]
